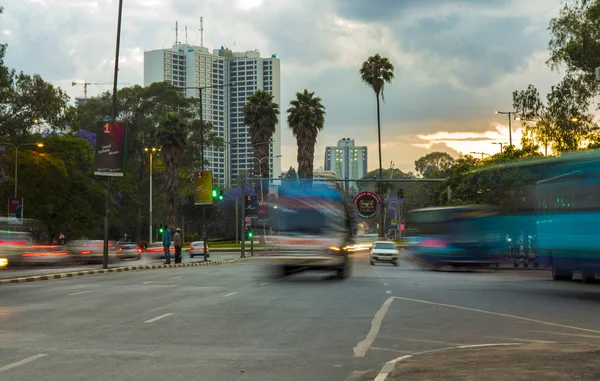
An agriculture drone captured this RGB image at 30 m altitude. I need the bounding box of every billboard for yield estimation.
[194,171,213,205]
[94,121,128,177]
[245,195,258,217]
[8,197,24,225]
[353,191,381,219]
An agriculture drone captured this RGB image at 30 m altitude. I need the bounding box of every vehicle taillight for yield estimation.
[421,239,448,248]
[137,248,142,253]
[188,246,193,251]
[118,247,123,252]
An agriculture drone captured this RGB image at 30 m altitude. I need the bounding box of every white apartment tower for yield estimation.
[144,43,281,186]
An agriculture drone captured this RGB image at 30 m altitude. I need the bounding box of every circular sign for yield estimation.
[353,191,381,219]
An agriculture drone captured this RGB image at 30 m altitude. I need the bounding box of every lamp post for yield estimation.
[2,142,44,198]
[492,142,508,153]
[470,152,491,159]
[494,110,516,147]
[144,147,160,243]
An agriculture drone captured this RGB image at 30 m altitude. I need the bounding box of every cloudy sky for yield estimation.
[3,0,565,173]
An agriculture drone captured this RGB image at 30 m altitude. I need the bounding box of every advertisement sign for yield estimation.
[353,191,381,219]
[258,201,268,218]
[8,197,24,225]
[194,171,213,205]
[94,121,128,177]
[245,195,258,217]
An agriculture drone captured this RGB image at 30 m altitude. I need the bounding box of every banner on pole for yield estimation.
[94,121,128,177]
[8,197,23,225]
[194,171,213,205]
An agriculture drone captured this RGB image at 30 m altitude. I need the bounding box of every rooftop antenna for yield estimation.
[175,21,179,45]
[185,26,188,44]
[199,17,204,47]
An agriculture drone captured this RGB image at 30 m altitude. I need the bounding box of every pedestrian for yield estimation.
[162,224,172,264]
[173,228,183,264]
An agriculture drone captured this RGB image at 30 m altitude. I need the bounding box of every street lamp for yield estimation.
[470,151,491,159]
[144,147,161,243]
[494,110,516,147]
[2,142,44,198]
[492,142,508,153]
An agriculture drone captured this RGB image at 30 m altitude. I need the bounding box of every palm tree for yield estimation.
[156,112,188,227]
[243,89,279,198]
[287,89,326,181]
[360,54,394,237]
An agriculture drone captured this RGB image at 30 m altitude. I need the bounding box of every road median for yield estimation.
[0,258,248,285]
[379,342,600,381]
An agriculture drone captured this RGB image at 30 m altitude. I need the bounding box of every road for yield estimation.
[1,251,600,380]
[0,252,241,280]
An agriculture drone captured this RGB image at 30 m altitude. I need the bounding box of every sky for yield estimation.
[2,0,565,173]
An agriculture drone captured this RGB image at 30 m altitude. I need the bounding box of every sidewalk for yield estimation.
[384,342,600,381]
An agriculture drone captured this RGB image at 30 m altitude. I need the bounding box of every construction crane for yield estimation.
[71,80,129,102]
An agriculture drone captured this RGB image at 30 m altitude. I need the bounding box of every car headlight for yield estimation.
[0,258,8,268]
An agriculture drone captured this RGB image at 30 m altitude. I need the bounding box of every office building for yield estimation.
[144,43,281,186]
[324,138,368,189]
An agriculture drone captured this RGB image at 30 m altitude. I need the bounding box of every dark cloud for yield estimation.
[331,0,511,22]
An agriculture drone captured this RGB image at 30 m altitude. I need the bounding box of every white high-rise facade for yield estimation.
[324,138,368,190]
[144,43,281,186]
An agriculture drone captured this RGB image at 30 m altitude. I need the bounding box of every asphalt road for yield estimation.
[2,251,600,381]
[0,252,241,280]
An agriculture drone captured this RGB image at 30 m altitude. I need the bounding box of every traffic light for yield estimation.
[159,227,164,234]
[212,189,218,198]
[398,188,405,199]
[218,190,224,201]
[247,230,254,239]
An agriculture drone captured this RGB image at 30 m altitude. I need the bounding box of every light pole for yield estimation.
[2,142,44,198]
[495,110,516,147]
[180,83,235,259]
[492,142,508,153]
[470,152,491,159]
[144,147,160,243]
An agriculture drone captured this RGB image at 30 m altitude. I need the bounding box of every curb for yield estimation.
[0,258,248,286]
[374,343,522,381]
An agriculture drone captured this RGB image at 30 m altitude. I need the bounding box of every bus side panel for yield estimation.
[537,211,600,273]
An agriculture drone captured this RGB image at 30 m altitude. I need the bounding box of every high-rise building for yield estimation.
[143,43,281,186]
[324,138,368,189]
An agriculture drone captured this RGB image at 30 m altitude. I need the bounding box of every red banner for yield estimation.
[8,197,24,225]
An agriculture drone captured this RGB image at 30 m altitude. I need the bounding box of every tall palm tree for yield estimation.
[243,89,279,198]
[360,54,394,237]
[156,112,188,227]
[287,89,326,181]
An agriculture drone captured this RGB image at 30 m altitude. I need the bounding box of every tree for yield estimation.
[284,166,297,179]
[156,112,188,227]
[243,90,279,182]
[547,0,600,97]
[513,79,596,153]
[414,152,455,178]
[287,89,326,179]
[360,53,394,238]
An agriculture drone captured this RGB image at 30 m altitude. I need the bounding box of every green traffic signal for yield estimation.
[247,231,254,239]
[212,189,217,198]
[159,227,164,233]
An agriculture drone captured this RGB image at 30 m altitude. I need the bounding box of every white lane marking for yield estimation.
[393,296,600,335]
[484,335,556,344]
[353,296,394,357]
[169,276,182,280]
[259,282,270,286]
[383,283,388,286]
[0,354,47,373]
[345,370,373,381]
[527,329,600,339]
[373,343,521,381]
[68,291,93,296]
[144,313,173,323]
[223,292,238,297]
[143,281,155,284]
[386,290,392,295]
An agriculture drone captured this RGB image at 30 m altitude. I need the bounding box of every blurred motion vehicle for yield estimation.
[66,240,118,264]
[263,182,354,279]
[370,241,400,266]
[407,205,508,268]
[188,241,210,258]
[145,242,175,260]
[535,167,600,282]
[117,243,142,260]
[0,218,62,267]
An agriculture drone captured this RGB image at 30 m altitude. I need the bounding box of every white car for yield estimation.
[188,241,210,258]
[370,241,400,266]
